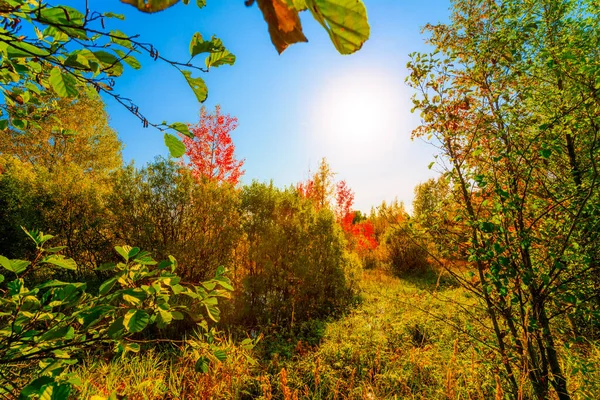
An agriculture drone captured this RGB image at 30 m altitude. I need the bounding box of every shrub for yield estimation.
[382,225,430,276]
[108,158,242,283]
[232,182,360,326]
[0,228,232,397]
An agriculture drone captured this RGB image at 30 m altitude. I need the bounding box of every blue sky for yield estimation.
[68,0,451,212]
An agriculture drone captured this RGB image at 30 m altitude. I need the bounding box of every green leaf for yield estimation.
[123,309,150,333]
[49,68,78,98]
[164,133,186,158]
[181,70,208,103]
[5,40,50,58]
[170,122,193,138]
[195,356,210,373]
[206,50,236,69]
[40,325,75,342]
[189,33,224,58]
[104,12,126,20]
[306,0,370,55]
[0,255,29,275]
[213,349,227,362]
[99,277,118,295]
[156,309,173,328]
[41,255,77,271]
[110,30,133,49]
[115,246,130,262]
[107,316,125,339]
[114,49,141,70]
[93,51,124,76]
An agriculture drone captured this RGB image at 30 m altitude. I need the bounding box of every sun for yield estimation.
[312,68,402,150]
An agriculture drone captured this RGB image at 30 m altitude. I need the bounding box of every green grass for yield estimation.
[71,269,600,399]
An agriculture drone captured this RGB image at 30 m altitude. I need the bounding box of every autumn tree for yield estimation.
[181,106,245,185]
[297,157,336,210]
[408,0,600,398]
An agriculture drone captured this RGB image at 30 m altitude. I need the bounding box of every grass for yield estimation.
[72,269,600,399]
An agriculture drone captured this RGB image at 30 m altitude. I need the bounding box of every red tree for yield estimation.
[182,105,245,185]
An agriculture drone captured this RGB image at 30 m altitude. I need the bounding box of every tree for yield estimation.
[0,94,122,181]
[408,0,600,398]
[297,157,336,210]
[181,106,245,185]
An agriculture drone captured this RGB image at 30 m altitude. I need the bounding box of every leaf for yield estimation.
[156,309,173,328]
[0,256,29,275]
[120,0,180,13]
[306,0,370,55]
[114,49,141,70]
[99,277,118,295]
[170,122,193,138]
[213,349,227,362]
[40,325,74,342]
[123,309,150,333]
[206,50,236,69]
[115,246,130,262]
[164,133,186,158]
[93,51,124,76]
[49,67,78,98]
[41,255,77,271]
[107,316,125,339]
[256,0,308,54]
[195,356,210,373]
[181,70,208,103]
[189,33,224,58]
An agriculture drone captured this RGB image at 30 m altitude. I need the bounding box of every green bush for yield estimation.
[232,182,360,326]
[0,228,232,398]
[382,225,430,276]
[108,158,242,283]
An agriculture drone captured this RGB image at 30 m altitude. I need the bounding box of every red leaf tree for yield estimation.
[182,105,245,185]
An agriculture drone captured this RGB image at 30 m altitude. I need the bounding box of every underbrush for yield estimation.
[71,269,600,399]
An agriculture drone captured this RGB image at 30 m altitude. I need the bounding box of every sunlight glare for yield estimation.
[312,69,402,150]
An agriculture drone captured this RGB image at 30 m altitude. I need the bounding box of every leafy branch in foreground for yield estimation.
[1,0,370,158]
[0,227,233,398]
[0,0,233,157]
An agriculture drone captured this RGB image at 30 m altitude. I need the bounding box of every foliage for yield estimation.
[66,270,600,399]
[381,224,430,276]
[181,105,245,185]
[235,181,360,326]
[0,157,116,269]
[412,177,468,260]
[0,228,233,397]
[408,0,600,398]
[0,0,369,156]
[0,94,122,179]
[109,158,242,283]
[0,0,235,157]
[297,157,336,211]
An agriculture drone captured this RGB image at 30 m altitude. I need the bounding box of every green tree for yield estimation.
[408,0,600,398]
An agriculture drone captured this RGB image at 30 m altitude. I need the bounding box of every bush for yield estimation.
[0,229,233,398]
[231,182,360,326]
[108,158,242,283]
[382,225,430,276]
